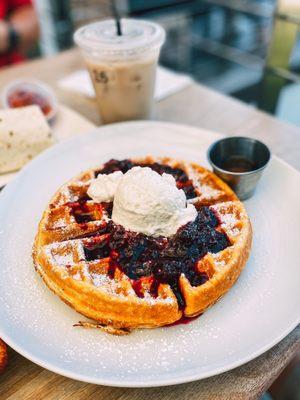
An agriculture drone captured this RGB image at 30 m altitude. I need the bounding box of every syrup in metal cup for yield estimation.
[208,137,271,200]
[74,19,165,124]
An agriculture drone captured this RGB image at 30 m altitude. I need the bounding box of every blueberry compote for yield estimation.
[95,158,197,199]
[67,200,96,224]
[76,159,230,309]
[82,208,229,309]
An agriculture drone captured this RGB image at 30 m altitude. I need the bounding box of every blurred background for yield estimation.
[2,0,300,127]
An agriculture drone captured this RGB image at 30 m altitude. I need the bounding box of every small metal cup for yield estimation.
[207,137,271,200]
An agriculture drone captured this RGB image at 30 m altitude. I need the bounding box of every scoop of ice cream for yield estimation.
[87,170,123,202]
[112,166,197,237]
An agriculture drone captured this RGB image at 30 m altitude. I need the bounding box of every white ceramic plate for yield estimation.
[0,121,299,387]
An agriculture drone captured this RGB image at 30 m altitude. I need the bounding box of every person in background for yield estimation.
[0,0,39,67]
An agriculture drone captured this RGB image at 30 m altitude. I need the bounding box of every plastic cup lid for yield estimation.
[74,18,165,58]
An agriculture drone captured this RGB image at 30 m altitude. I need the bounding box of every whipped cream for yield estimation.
[88,166,197,237]
[87,170,123,202]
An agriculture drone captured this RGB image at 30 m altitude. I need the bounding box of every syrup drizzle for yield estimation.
[167,314,201,327]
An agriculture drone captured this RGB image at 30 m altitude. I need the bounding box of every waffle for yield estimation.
[0,339,7,374]
[33,156,252,334]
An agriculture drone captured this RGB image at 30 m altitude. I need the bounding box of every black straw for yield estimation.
[111,0,122,36]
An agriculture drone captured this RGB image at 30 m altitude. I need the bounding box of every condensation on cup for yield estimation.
[74,19,165,124]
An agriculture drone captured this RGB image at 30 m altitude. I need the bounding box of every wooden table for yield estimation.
[0,49,299,400]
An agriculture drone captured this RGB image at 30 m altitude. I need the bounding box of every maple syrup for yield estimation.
[222,156,256,173]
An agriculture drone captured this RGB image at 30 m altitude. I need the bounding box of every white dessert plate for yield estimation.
[0,121,299,387]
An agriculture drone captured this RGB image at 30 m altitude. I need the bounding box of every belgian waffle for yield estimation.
[33,156,252,334]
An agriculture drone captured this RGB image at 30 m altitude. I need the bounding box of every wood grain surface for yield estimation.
[0,48,299,399]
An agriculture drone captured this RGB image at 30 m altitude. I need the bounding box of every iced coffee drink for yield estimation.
[74,19,165,124]
[86,54,157,123]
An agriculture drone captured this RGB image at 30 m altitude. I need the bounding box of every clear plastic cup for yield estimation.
[74,19,165,124]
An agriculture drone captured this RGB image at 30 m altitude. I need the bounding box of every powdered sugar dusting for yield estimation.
[46,245,75,266]
[212,257,226,269]
[198,184,220,200]
[91,273,117,291]
[221,213,240,237]
[211,202,243,238]
[72,272,82,281]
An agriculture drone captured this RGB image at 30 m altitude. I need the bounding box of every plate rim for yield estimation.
[0,120,299,387]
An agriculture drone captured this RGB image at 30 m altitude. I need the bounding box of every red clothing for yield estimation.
[0,0,32,67]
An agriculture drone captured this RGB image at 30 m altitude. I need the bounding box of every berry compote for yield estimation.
[95,158,197,199]
[75,159,231,309]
